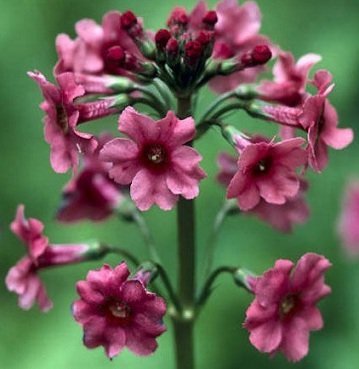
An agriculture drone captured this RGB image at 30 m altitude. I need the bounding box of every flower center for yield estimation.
[146,144,166,164]
[56,105,69,133]
[255,158,271,174]
[109,301,131,319]
[281,295,296,315]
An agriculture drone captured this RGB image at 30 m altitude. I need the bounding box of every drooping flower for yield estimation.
[261,70,353,172]
[100,107,206,211]
[209,0,272,93]
[298,71,353,171]
[6,205,96,311]
[28,71,97,173]
[72,262,166,359]
[226,137,307,210]
[244,253,332,362]
[57,135,123,222]
[217,152,309,231]
[338,180,359,257]
[257,51,322,106]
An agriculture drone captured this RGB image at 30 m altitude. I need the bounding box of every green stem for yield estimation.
[196,266,237,307]
[131,209,162,265]
[172,95,196,369]
[104,245,140,266]
[201,200,234,281]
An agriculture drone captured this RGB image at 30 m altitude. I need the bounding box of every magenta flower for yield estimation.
[55,12,143,78]
[258,51,322,106]
[262,70,353,172]
[298,76,353,171]
[338,180,359,257]
[57,135,123,222]
[209,0,271,93]
[72,262,166,359]
[217,152,309,231]
[226,137,307,210]
[100,107,206,211]
[244,253,332,362]
[6,205,91,311]
[29,71,97,173]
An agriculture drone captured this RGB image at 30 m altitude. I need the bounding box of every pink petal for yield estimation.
[120,280,146,304]
[119,107,159,144]
[125,329,158,356]
[280,317,310,362]
[248,319,282,353]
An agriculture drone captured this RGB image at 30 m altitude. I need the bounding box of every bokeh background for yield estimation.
[1,0,358,368]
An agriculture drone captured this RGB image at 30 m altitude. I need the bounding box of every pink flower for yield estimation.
[100,107,206,211]
[28,71,97,173]
[244,253,332,362]
[258,51,322,106]
[298,71,353,171]
[55,12,143,78]
[226,137,307,210]
[217,152,309,231]
[209,0,271,93]
[5,205,91,311]
[72,262,166,359]
[262,70,353,172]
[57,135,123,222]
[338,180,359,257]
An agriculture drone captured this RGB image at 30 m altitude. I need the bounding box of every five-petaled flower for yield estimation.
[217,152,309,232]
[226,136,307,210]
[100,107,206,211]
[72,262,166,359]
[244,253,332,362]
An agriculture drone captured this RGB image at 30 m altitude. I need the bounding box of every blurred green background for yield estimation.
[1,0,358,368]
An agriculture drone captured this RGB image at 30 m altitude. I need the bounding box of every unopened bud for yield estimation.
[155,29,171,51]
[241,45,272,67]
[184,40,203,67]
[121,11,138,30]
[167,7,189,27]
[202,10,218,28]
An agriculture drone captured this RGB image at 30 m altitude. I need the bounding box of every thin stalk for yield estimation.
[105,245,140,267]
[172,95,196,369]
[131,209,162,265]
[198,91,235,125]
[196,266,237,307]
[201,200,234,281]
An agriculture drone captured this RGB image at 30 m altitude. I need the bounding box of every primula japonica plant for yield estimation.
[6,0,353,368]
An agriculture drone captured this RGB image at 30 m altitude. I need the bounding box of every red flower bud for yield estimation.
[252,45,272,65]
[166,38,179,55]
[155,29,171,51]
[121,11,137,30]
[185,41,202,59]
[106,46,125,63]
[202,10,218,27]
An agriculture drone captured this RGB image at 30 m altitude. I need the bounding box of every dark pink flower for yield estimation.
[55,12,143,79]
[262,70,353,172]
[338,180,359,257]
[258,51,321,106]
[57,135,123,222]
[6,205,92,311]
[28,71,97,173]
[244,253,331,362]
[209,0,271,93]
[298,93,353,171]
[100,107,206,211]
[217,152,309,231]
[72,262,166,359]
[226,137,307,210]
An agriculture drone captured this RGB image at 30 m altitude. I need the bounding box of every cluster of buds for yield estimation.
[5,0,354,366]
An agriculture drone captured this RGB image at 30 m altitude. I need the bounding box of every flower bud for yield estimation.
[155,29,171,51]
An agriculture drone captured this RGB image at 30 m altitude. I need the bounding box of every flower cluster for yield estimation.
[5,0,350,366]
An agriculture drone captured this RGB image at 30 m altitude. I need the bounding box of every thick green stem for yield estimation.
[172,95,196,369]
